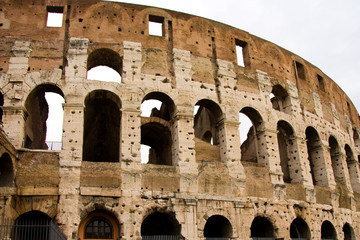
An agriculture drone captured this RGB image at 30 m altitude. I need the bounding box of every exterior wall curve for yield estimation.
[0,0,360,239]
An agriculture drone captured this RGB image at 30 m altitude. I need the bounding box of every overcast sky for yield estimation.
[105,0,360,113]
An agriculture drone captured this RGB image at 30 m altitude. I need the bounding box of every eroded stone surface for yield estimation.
[0,1,360,239]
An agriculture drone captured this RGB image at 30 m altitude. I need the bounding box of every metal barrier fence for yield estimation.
[0,218,66,240]
[46,141,62,151]
[142,236,181,240]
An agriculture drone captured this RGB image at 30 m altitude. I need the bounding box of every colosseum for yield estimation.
[0,0,359,239]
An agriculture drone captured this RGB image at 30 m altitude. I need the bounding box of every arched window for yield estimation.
[141,212,181,238]
[204,215,232,239]
[239,107,264,164]
[194,99,223,146]
[305,127,326,186]
[87,48,122,83]
[0,153,14,187]
[290,217,310,239]
[343,223,355,240]
[24,84,65,150]
[250,216,274,239]
[79,211,119,240]
[141,92,175,165]
[321,220,337,240]
[83,90,121,162]
[85,218,112,239]
[277,121,300,183]
[329,136,345,184]
[270,84,290,113]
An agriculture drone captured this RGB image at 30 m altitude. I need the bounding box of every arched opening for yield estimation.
[305,127,326,186]
[321,220,337,240]
[87,48,122,83]
[141,122,172,165]
[239,107,264,164]
[0,153,14,187]
[11,211,65,240]
[270,84,290,113]
[345,144,359,192]
[250,216,274,239]
[194,99,223,146]
[203,215,232,239]
[0,91,3,123]
[277,120,296,183]
[141,92,175,165]
[290,217,310,239]
[343,223,355,240]
[141,212,181,238]
[79,211,120,240]
[329,136,345,183]
[83,90,121,162]
[24,84,65,150]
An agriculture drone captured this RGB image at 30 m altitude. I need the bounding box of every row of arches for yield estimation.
[4,83,360,188]
[8,210,355,239]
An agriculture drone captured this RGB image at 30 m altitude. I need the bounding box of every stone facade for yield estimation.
[0,0,360,239]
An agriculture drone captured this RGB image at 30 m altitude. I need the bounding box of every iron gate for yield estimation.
[0,218,66,240]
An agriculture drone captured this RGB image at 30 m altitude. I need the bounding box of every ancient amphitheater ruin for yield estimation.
[0,0,360,239]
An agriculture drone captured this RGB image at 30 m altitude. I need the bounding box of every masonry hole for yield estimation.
[317,74,325,91]
[235,39,248,67]
[204,215,232,238]
[149,15,164,37]
[24,84,64,150]
[87,48,122,83]
[46,6,63,27]
[295,61,305,80]
[83,90,121,162]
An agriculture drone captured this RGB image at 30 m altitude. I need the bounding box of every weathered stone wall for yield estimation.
[1,0,360,239]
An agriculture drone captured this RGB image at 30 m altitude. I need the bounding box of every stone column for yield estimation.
[218,117,246,196]
[182,198,197,239]
[57,103,84,239]
[173,104,198,193]
[294,136,316,202]
[120,106,142,240]
[57,37,89,239]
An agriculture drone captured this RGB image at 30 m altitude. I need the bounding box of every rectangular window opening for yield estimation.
[317,74,325,91]
[235,39,247,67]
[46,6,64,27]
[149,15,164,37]
[295,61,305,80]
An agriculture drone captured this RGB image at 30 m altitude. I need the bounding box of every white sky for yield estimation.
[103,0,360,113]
